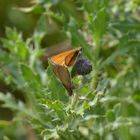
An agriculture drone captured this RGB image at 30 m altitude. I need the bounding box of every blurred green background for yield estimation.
[0,0,140,140]
[0,0,37,37]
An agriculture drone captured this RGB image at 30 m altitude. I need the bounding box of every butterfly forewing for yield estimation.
[50,47,82,67]
[50,52,68,65]
[65,48,82,66]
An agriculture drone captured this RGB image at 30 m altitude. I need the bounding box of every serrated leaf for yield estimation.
[45,99,66,119]
[20,64,42,90]
[106,110,116,122]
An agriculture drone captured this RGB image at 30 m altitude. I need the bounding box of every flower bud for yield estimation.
[74,58,92,75]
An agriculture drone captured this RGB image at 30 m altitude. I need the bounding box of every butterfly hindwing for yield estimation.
[53,64,73,96]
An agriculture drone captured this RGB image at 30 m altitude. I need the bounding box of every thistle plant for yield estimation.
[0,0,140,140]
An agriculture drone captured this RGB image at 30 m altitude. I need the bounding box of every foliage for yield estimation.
[0,0,140,140]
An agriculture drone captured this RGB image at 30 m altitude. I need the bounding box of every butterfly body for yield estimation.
[49,47,82,96]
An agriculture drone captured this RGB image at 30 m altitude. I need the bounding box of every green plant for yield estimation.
[0,0,140,140]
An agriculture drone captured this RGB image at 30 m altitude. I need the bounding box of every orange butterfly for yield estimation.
[50,47,82,96]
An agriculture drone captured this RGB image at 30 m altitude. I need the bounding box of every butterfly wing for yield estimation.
[50,47,82,67]
[65,48,82,66]
[50,51,69,65]
[50,47,82,95]
[53,64,74,96]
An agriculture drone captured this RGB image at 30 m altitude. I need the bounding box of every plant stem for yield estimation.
[92,67,99,90]
[70,91,79,110]
[64,92,79,129]
[91,41,101,91]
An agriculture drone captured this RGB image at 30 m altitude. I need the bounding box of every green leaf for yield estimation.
[68,18,93,60]
[1,28,29,61]
[34,15,47,44]
[0,121,11,128]
[45,99,66,119]
[3,136,10,140]
[89,7,109,44]
[46,100,64,111]
[20,64,42,90]
[106,110,116,122]
[5,27,20,42]
[0,92,23,111]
